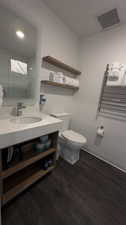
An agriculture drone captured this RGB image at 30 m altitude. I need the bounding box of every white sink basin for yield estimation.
[11,116,42,124]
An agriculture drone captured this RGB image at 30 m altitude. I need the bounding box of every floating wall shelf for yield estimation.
[41,80,79,90]
[42,56,81,76]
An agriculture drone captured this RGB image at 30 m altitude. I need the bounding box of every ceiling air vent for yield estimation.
[97,8,120,29]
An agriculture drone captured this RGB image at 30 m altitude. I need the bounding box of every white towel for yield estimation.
[41,69,79,86]
[107,62,126,86]
[64,76,72,85]
[64,76,80,87]
[71,79,80,87]
[56,72,64,83]
[53,74,60,83]
[50,72,64,83]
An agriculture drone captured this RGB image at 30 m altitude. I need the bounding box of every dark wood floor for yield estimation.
[2,151,126,225]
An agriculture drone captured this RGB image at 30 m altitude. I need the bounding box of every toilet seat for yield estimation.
[61,130,87,145]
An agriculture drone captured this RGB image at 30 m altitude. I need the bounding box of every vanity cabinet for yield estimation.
[0,131,58,206]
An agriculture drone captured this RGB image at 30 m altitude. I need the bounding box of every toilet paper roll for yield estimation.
[97,126,104,137]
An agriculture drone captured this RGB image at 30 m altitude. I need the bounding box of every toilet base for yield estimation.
[59,142,80,165]
[62,153,79,165]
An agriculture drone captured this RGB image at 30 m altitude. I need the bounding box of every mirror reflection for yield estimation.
[0,5,38,105]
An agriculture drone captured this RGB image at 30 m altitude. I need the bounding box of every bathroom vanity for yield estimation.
[0,113,62,221]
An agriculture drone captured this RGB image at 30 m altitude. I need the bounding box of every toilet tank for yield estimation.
[51,113,71,132]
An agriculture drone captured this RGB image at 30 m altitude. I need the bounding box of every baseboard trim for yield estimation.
[82,147,126,174]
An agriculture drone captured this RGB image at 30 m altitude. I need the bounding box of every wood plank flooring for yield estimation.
[2,151,126,225]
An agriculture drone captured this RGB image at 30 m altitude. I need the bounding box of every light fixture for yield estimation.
[16,30,25,39]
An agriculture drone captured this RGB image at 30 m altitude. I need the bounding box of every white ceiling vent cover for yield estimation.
[97,8,120,29]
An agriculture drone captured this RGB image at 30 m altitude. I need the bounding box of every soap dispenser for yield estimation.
[39,94,47,111]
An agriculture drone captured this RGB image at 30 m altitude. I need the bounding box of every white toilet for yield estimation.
[51,113,87,165]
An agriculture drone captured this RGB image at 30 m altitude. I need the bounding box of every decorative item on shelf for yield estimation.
[2,145,23,169]
[45,139,52,150]
[2,148,9,170]
[34,142,45,153]
[41,156,54,170]
[49,72,56,82]
[7,147,14,166]
[42,160,49,170]
[14,144,23,161]
[34,135,52,153]
[40,68,53,81]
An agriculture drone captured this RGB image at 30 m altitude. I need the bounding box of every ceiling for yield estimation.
[42,0,126,37]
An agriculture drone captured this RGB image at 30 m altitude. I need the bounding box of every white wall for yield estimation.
[1,0,79,113]
[72,25,126,171]
[2,0,126,172]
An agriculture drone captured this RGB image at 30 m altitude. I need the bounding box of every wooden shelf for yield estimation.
[43,56,81,76]
[3,165,54,205]
[2,148,56,179]
[1,131,58,206]
[41,80,79,90]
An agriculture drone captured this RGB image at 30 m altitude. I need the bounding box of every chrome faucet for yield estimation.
[15,102,26,116]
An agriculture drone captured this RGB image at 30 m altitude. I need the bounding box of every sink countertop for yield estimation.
[0,113,62,149]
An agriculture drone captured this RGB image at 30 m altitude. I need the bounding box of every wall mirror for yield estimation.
[0,5,38,105]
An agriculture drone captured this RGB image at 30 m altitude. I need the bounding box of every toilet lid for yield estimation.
[62,130,87,144]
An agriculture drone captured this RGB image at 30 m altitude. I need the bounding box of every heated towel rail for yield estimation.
[97,64,126,119]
